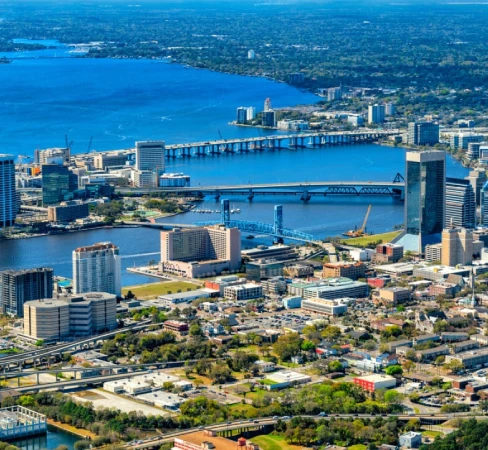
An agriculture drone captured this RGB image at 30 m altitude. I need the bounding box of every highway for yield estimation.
[125,413,455,449]
[0,320,153,369]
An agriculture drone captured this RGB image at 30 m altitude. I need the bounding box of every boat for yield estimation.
[235,208,241,213]
[246,235,255,239]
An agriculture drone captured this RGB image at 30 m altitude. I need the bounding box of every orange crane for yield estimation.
[343,204,372,238]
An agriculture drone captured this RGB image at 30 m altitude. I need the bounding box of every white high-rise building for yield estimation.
[246,107,256,121]
[134,140,165,188]
[368,104,385,124]
[72,242,121,297]
[264,98,272,112]
[0,154,16,228]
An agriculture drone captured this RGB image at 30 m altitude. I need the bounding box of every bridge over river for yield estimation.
[117,173,405,202]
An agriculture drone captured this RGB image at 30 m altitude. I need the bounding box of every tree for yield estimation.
[272,334,303,362]
[444,359,464,374]
[321,325,341,341]
[208,364,231,384]
[328,360,343,373]
[385,365,403,376]
[301,340,316,353]
[402,360,416,373]
[384,390,404,405]
[189,324,203,337]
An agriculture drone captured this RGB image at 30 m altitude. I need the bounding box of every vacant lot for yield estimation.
[340,230,402,248]
[252,434,305,450]
[122,281,200,299]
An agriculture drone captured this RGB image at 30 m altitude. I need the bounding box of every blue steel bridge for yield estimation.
[134,202,316,242]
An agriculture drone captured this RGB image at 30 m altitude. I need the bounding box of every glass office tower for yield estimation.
[403,151,446,252]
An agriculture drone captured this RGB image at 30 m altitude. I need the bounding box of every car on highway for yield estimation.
[318,412,327,417]
[281,416,290,420]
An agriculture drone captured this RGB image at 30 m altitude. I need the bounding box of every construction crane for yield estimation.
[217,129,224,140]
[343,204,372,238]
[87,136,93,152]
[65,134,74,150]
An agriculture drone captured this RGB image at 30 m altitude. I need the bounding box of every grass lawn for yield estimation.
[422,431,443,438]
[122,281,200,299]
[227,403,259,417]
[339,230,402,247]
[252,434,303,450]
[348,445,367,450]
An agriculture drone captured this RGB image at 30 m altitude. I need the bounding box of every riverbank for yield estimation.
[47,419,96,440]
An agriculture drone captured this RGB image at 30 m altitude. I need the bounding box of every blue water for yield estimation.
[0,45,317,157]
[0,41,470,285]
[9,426,79,450]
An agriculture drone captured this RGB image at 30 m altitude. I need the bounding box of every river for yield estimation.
[0,40,470,286]
[8,426,79,450]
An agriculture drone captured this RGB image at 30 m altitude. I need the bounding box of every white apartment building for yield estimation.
[72,242,121,297]
[134,140,165,188]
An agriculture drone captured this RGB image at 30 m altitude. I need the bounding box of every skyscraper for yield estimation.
[367,104,385,124]
[0,154,16,228]
[134,140,165,188]
[466,168,487,206]
[441,227,473,267]
[481,181,488,227]
[41,164,71,206]
[0,267,53,317]
[407,122,440,146]
[401,151,446,252]
[236,107,248,124]
[445,177,476,229]
[264,98,272,112]
[262,110,276,127]
[72,242,121,297]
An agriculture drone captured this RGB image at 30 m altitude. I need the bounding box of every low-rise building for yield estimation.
[322,262,365,280]
[255,360,276,373]
[136,391,182,410]
[372,287,411,305]
[262,277,287,298]
[265,370,312,390]
[282,296,302,309]
[47,201,89,223]
[353,374,397,392]
[445,347,488,369]
[373,244,404,264]
[224,283,263,301]
[302,278,368,300]
[301,297,348,316]
[399,432,422,449]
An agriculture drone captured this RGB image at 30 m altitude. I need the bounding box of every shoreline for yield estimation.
[47,418,96,440]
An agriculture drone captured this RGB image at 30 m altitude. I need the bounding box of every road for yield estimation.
[125,413,457,449]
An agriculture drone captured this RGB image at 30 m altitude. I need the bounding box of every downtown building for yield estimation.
[23,292,117,343]
[41,164,78,206]
[441,227,473,267]
[445,177,476,229]
[407,121,440,146]
[72,242,121,297]
[396,150,446,253]
[368,104,385,124]
[133,140,165,188]
[0,154,16,228]
[0,268,53,317]
[160,225,241,278]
